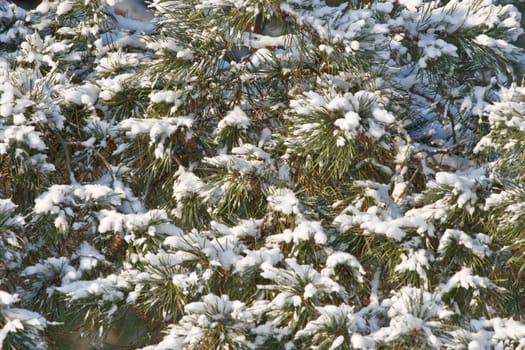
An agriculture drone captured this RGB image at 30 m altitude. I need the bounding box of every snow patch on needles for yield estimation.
[267,187,300,216]
[22,257,81,296]
[118,117,194,158]
[484,84,525,132]
[57,278,124,302]
[77,241,108,272]
[438,267,498,295]
[172,167,206,202]
[438,229,492,258]
[295,304,355,347]
[432,167,489,210]
[260,259,347,303]
[145,294,254,350]
[217,106,251,131]
[204,144,273,177]
[33,184,124,231]
[321,252,365,284]
[335,205,433,242]
[467,318,525,349]
[98,209,170,235]
[0,290,47,350]
[394,249,434,284]
[149,90,183,112]
[0,125,47,153]
[61,83,99,106]
[267,218,328,246]
[289,89,395,143]
[235,247,283,276]
[375,287,454,348]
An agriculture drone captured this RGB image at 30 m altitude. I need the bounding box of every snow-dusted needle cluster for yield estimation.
[2,0,525,349]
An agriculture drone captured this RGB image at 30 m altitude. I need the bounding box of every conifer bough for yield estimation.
[1,0,525,349]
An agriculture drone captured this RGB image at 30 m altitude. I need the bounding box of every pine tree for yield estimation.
[2,0,525,349]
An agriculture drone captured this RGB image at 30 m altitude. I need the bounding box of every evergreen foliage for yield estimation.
[2,0,525,348]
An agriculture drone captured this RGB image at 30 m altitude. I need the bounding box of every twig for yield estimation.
[56,131,77,184]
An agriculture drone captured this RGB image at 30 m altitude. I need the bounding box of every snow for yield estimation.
[230,219,261,238]
[57,278,124,302]
[111,12,156,33]
[232,143,272,161]
[118,117,194,158]
[482,85,525,137]
[61,83,99,106]
[351,333,375,349]
[204,154,254,175]
[203,144,274,182]
[113,0,153,21]
[212,240,242,271]
[21,257,81,299]
[372,107,395,124]
[330,335,345,349]
[376,287,453,347]
[97,73,135,100]
[0,319,23,348]
[2,308,47,328]
[335,204,433,242]
[394,248,433,283]
[438,267,497,295]
[145,293,254,349]
[1,125,46,152]
[438,229,491,258]
[149,90,182,108]
[417,37,458,69]
[398,0,423,11]
[260,259,347,302]
[268,219,328,246]
[235,247,282,275]
[211,219,261,239]
[0,291,19,306]
[96,51,145,75]
[289,88,395,143]
[77,241,107,272]
[296,303,354,338]
[334,111,361,137]
[56,0,74,16]
[373,2,393,13]
[2,0,525,347]
[468,318,525,349]
[0,199,18,215]
[267,187,300,215]
[242,32,292,50]
[119,117,193,139]
[433,167,488,210]
[294,220,327,244]
[217,106,251,131]
[0,305,47,349]
[98,209,169,234]
[322,252,365,283]
[33,184,124,231]
[303,283,317,299]
[172,167,205,202]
